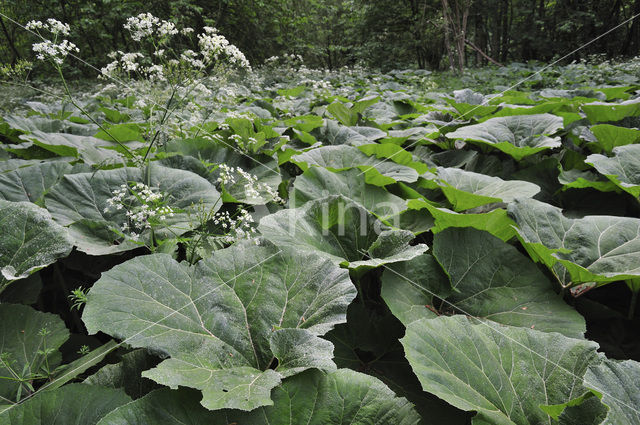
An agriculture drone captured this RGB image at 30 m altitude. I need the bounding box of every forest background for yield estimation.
[2,0,640,76]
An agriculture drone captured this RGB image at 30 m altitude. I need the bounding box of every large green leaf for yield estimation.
[586,144,640,198]
[259,195,427,270]
[407,198,517,241]
[584,359,640,424]
[445,113,564,160]
[0,201,72,290]
[381,228,584,337]
[432,228,585,337]
[0,304,69,404]
[326,303,471,425]
[508,198,640,286]
[291,145,419,185]
[582,99,640,123]
[0,162,74,204]
[17,131,132,165]
[81,243,355,411]
[291,167,408,219]
[0,384,130,424]
[434,167,540,211]
[402,315,600,425]
[44,164,220,255]
[381,254,450,324]
[588,124,640,153]
[97,369,421,425]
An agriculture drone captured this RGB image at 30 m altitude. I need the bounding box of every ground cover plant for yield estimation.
[1,14,640,425]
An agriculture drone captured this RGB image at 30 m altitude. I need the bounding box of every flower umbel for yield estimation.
[105,182,175,242]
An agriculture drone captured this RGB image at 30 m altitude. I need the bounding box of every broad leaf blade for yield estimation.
[0,201,72,289]
[446,113,563,160]
[402,315,599,425]
[0,383,130,424]
[81,243,355,411]
[97,369,421,425]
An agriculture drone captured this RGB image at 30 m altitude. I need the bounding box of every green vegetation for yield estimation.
[1,8,640,425]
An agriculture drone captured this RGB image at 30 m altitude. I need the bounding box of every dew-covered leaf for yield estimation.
[432,228,585,337]
[97,369,421,425]
[508,198,640,286]
[0,162,73,204]
[44,164,220,255]
[81,243,355,411]
[291,145,419,185]
[0,383,130,424]
[291,167,408,219]
[584,359,640,424]
[435,167,540,211]
[402,315,599,425]
[0,201,72,289]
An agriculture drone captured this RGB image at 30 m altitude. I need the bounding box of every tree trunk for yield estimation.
[0,16,20,64]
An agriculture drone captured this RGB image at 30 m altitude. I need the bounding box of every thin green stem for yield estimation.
[55,66,134,159]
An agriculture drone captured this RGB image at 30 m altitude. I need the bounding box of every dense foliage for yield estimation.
[2,9,640,424]
[1,32,640,422]
[2,0,640,72]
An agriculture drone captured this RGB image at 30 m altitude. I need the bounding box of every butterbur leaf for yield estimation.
[435,167,540,211]
[18,131,133,164]
[446,113,564,160]
[291,167,408,220]
[269,328,336,378]
[586,144,640,198]
[402,315,600,425]
[81,243,355,411]
[259,195,427,270]
[432,228,586,337]
[588,124,640,153]
[44,164,220,255]
[0,162,73,204]
[291,145,419,185]
[0,200,72,290]
[381,254,451,324]
[407,198,517,241]
[584,359,640,424]
[581,98,640,123]
[0,304,69,404]
[97,370,421,425]
[0,383,130,424]
[508,198,640,286]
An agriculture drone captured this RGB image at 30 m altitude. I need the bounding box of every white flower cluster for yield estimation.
[180,49,205,70]
[213,208,256,242]
[198,27,250,69]
[26,19,70,36]
[123,13,177,42]
[32,39,79,65]
[27,19,77,65]
[101,51,168,81]
[216,165,283,204]
[105,183,175,241]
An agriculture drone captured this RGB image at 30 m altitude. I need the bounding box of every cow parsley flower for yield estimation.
[213,208,257,242]
[216,165,283,204]
[104,183,175,239]
[32,39,79,65]
[198,27,250,69]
